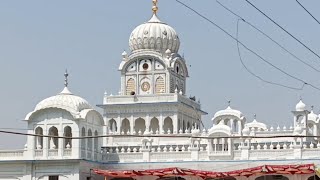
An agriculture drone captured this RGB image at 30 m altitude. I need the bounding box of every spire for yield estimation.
[60,69,72,95]
[64,69,69,87]
[152,0,158,14]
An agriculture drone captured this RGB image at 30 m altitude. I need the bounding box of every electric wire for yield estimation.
[236,19,305,90]
[244,0,320,61]
[175,0,320,92]
[2,129,320,140]
[296,0,320,25]
[216,0,320,73]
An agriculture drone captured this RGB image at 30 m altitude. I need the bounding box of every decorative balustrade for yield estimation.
[48,149,58,157]
[0,150,24,159]
[35,150,43,157]
[63,149,72,156]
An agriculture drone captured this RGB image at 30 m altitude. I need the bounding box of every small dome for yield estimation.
[308,109,318,122]
[34,87,92,115]
[242,127,250,136]
[213,106,245,122]
[129,14,180,53]
[245,119,267,131]
[295,100,306,111]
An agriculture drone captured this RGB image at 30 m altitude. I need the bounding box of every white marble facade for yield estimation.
[0,4,320,180]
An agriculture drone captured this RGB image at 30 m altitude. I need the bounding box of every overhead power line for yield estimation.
[244,0,320,61]
[1,129,320,140]
[216,0,320,73]
[175,0,320,92]
[296,0,320,25]
[236,19,305,90]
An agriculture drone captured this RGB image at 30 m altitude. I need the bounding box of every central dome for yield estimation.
[129,14,180,53]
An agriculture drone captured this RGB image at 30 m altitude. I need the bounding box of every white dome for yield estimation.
[129,14,180,53]
[34,87,92,115]
[213,106,245,122]
[295,100,306,111]
[245,119,267,131]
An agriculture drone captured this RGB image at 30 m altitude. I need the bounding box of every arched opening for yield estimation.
[255,175,289,180]
[187,121,191,132]
[308,175,320,180]
[120,118,130,134]
[88,129,93,152]
[134,118,146,134]
[48,126,58,149]
[63,126,72,149]
[94,130,98,153]
[81,127,86,150]
[35,127,43,149]
[155,76,165,94]
[109,119,117,133]
[182,120,186,133]
[150,117,159,134]
[163,117,173,134]
[126,78,136,95]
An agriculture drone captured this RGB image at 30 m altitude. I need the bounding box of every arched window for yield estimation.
[35,127,43,149]
[155,76,165,94]
[48,126,58,149]
[149,117,159,134]
[109,119,117,133]
[126,78,136,95]
[88,129,93,151]
[134,118,146,134]
[94,130,98,152]
[120,119,130,134]
[163,117,173,134]
[64,126,72,149]
[81,127,86,150]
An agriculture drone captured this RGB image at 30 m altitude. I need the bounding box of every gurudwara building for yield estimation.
[0,1,320,180]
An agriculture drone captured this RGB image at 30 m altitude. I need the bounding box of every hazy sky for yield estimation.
[0,0,320,149]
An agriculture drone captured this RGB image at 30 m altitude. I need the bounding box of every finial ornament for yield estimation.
[311,105,314,111]
[227,100,231,107]
[152,0,158,14]
[254,114,256,119]
[64,69,69,87]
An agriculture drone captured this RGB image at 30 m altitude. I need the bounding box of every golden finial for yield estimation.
[152,0,158,14]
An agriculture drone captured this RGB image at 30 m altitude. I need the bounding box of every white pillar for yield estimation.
[159,113,163,134]
[130,115,134,135]
[238,120,242,134]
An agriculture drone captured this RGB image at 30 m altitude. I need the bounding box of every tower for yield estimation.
[99,1,207,139]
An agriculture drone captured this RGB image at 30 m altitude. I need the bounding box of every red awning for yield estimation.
[93,164,315,179]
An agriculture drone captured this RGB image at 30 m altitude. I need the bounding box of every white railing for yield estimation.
[48,149,58,157]
[35,150,43,157]
[63,149,72,156]
[0,150,24,159]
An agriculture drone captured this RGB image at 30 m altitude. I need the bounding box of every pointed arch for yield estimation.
[155,76,165,94]
[126,78,136,95]
[134,118,146,134]
[35,127,43,149]
[63,126,72,148]
[48,126,58,149]
[150,117,159,134]
[121,118,130,134]
[109,119,117,132]
[163,117,173,134]
[88,129,93,152]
